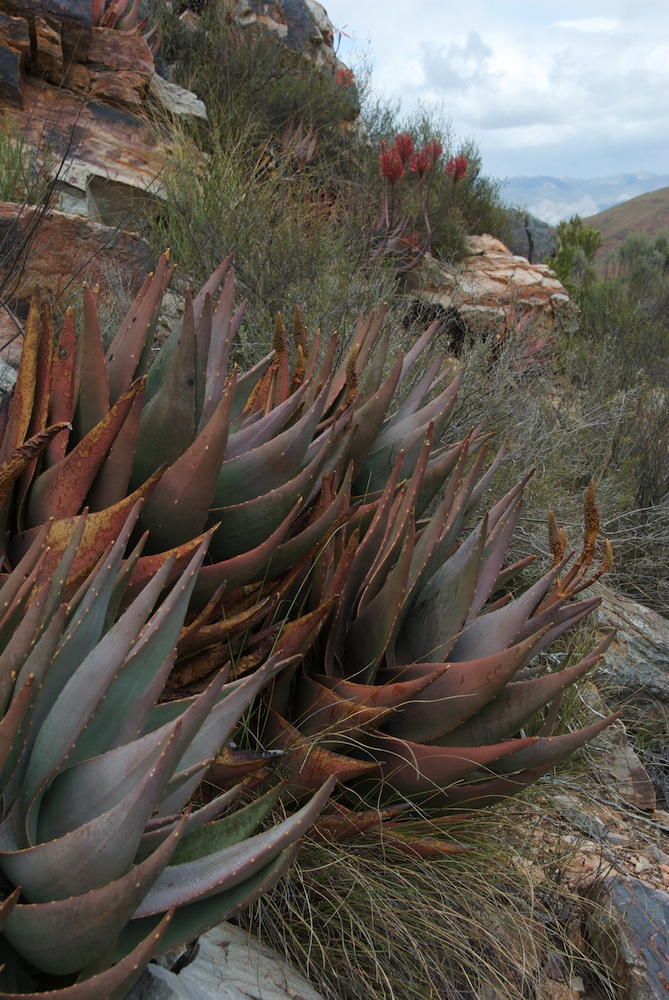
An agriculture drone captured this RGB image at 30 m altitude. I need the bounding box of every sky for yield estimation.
[323,0,669,182]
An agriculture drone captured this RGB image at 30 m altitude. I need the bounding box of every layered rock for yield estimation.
[405,235,578,351]
[0,0,205,225]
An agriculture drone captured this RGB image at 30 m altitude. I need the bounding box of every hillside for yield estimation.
[584,185,669,263]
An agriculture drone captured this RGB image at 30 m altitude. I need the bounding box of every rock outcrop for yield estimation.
[0,0,205,225]
[405,235,578,351]
[124,922,325,1000]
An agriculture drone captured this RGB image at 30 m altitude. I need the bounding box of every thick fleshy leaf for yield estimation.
[396,516,487,665]
[106,252,176,405]
[133,291,197,484]
[266,712,378,795]
[45,308,77,467]
[87,376,147,511]
[118,844,298,962]
[0,909,174,1000]
[353,731,538,797]
[134,777,334,917]
[140,373,236,550]
[294,679,393,738]
[207,431,332,560]
[213,388,327,507]
[26,380,143,528]
[1,816,184,975]
[491,712,620,774]
[0,724,183,902]
[0,291,41,463]
[73,283,110,439]
[434,632,616,748]
[382,629,551,743]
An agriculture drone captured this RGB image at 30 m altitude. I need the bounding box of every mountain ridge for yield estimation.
[501,172,669,225]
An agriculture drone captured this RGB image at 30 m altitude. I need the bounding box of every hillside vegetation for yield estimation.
[584,186,669,265]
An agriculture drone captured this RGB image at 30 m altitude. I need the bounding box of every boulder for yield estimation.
[0,0,204,226]
[123,922,324,1000]
[405,235,579,349]
[583,877,669,999]
[596,588,669,705]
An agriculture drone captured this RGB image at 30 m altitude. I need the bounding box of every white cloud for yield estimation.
[325,0,669,178]
[554,18,619,32]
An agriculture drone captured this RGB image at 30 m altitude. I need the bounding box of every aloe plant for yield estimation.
[0,499,333,997]
[1,255,616,827]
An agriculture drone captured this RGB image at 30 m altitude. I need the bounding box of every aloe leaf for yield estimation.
[229,352,275,422]
[491,712,620,774]
[1,818,184,976]
[267,462,353,580]
[396,516,487,665]
[160,654,295,812]
[37,717,187,839]
[73,283,110,440]
[354,731,538,796]
[294,679,393,738]
[435,632,616,748]
[133,292,197,484]
[391,356,449,425]
[214,388,327,507]
[347,353,403,473]
[0,291,41,463]
[9,909,172,1000]
[448,562,562,662]
[0,724,183,903]
[118,845,298,962]
[45,308,77,467]
[18,552,180,836]
[137,784,245,860]
[382,629,551,743]
[344,521,414,682]
[106,539,211,747]
[29,504,144,735]
[0,674,37,783]
[227,379,308,456]
[0,424,69,524]
[208,430,332,560]
[399,317,440,381]
[106,252,176,405]
[469,491,526,617]
[267,712,377,793]
[134,777,334,918]
[315,665,451,711]
[26,379,143,528]
[87,376,147,512]
[170,783,284,866]
[140,374,235,551]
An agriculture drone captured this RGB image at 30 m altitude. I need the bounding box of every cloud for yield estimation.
[325,0,669,178]
[421,32,492,91]
[554,18,618,32]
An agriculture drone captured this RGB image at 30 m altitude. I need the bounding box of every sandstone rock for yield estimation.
[149,73,207,119]
[583,876,669,999]
[405,235,579,348]
[10,75,169,203]
[579,682,656,811]
[596,588,669,705]
[0,201,155,309]
[65,27,154,108]
[224,0,355,86]
[123,923,324,1000]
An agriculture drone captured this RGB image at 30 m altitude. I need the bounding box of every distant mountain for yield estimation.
[500,172,669,226]
[583,187,669,265]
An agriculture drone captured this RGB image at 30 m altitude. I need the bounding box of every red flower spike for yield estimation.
[425,138,443,165]
[445,154,468,182]
[379,143,405,184]
[410,150,431,179]
[393,133,414,165]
